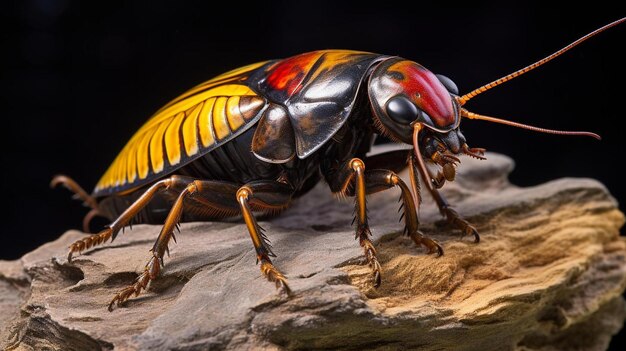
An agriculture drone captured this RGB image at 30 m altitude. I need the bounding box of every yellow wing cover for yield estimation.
[94,62,269,196]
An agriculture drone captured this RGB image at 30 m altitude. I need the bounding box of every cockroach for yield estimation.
[53,19,624,311]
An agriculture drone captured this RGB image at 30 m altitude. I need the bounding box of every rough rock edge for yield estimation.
[0,152,624,351]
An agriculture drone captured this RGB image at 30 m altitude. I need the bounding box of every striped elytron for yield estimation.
[53,20,622,311]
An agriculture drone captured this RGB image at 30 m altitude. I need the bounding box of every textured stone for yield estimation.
[1,152,625,350]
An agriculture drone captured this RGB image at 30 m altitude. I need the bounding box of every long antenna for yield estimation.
[461,109,601,139]
[458,17,625,105]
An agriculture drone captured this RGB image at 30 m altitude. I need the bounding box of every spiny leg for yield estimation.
[328,158,382,287]
[108,179,294,310]
[412,153,479,242]
[108,179,238,310]
[411,124,480,243]
[354,169,443,256]
[67,175,193,261]
[360,147,444,253]
[236,180,294,294]
[428,186,480,243]
[51,175,101,232]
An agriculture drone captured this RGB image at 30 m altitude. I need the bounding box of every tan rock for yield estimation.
[1,152,625,350]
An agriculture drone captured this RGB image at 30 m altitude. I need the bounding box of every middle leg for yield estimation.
[329,158,382,286]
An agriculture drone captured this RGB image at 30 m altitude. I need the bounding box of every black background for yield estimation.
[3,1,626,347]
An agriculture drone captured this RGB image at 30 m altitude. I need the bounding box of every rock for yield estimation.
[1,152,625,351]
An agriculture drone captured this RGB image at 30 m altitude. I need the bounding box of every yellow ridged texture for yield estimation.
[198,98,216,147]
[157,61,268,113]
[125,139,138,184]
[226,96,245,130]
[149,119,170,173]
[182,102,202,157]
[212,97,230,140]
[165,112,184,165]
[94,70,266,193]
[136,131,153,180]
[107,154,123,188]
[115,152,127,188]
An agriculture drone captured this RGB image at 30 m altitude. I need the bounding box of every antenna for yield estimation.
[458,18,625,105]
[460,109,600,139]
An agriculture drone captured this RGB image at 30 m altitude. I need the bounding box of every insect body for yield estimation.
[53,19,623,311]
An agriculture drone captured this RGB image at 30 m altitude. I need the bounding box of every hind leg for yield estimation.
[67,175,194,261]
[51,175,102,232]
[108,179,294,310]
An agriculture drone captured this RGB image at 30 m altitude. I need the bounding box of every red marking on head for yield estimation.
[266,52,321,96]
[389,61,456,128]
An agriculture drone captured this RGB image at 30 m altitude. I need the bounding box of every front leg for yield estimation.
[409,123,480,243]
[365,144,479,243]
[427,185,480,243]
[424,152,480,242]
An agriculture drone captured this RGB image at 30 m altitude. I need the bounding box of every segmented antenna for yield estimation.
[458,17,625,105]
[460,109,600,139]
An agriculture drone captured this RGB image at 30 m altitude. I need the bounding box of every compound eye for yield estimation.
[386,95,418,124]
[436,74,459,95]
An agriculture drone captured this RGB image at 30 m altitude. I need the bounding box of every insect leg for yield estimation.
[108,179,293,310]
[344,169,443,256]
[432,189,479,242]
[409,159,480,243]
[237,180,294,295]
[51,175,101,232]
[67,175,194,262]
[327,158,382,287]
[107,179,239,310]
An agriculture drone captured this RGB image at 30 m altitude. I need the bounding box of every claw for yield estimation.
[358,232,382,289]
[67,228,113,263]
[260,259,292,296]
[412,231,444,257]
[278,279,292,296]
[373,270,381,288]
[465,225,481,243]
[442,207,481,243]
[108,284,140,311]
[430,241,444,256]
[436,245,444,256]
[107,255,158,311]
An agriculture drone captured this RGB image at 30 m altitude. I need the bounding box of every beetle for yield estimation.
[53,19,623,311]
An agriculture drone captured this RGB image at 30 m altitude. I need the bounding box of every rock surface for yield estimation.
[1,152,626,351]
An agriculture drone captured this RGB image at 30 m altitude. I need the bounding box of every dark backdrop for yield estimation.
[3,1,626,346]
